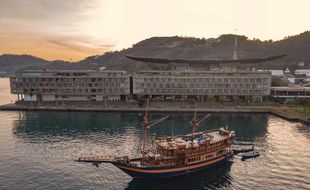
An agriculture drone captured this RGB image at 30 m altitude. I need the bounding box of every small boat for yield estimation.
[241,150,260,160]
[232,146,254,155]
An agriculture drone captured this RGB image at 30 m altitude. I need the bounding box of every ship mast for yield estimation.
[191,103,197,139]
[141,98,149,159]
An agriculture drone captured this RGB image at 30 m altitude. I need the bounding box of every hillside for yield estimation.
[0,54,96,74]
[0,54,48,72]
[1,31,310,74]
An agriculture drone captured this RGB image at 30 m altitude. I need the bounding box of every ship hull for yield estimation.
[113,155,230,179]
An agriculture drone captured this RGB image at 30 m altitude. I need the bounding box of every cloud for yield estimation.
[0,0,100,36]
[0,0,97,21]
[1,0,310,61]
[46,36,115,52]
[0,0,115,60]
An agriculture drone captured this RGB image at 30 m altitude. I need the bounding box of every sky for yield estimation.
[0,0,309,61]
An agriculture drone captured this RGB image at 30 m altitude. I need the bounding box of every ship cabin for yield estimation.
[145,128,234,167]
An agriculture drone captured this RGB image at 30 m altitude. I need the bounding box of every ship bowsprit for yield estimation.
[76,155,118,163]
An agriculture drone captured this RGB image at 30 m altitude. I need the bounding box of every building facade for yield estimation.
[10,70,130,102]
[271,87,310,98]
[10,69,272,102]
[133,70,271,101]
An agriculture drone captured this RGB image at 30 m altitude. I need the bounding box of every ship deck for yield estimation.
[154,129,229,150]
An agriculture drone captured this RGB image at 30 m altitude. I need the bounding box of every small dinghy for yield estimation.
[232,146,254,155]
[241,150,260,160]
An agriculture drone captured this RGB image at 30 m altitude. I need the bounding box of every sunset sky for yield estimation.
[0,0,309,61]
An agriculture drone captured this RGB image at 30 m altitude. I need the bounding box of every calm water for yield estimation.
[0,78,309,190]
[0,78,16,105]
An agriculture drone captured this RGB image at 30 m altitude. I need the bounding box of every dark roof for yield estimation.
[126,54,286,64]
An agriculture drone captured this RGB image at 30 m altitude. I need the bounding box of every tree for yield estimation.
[271,76,289,87]
[137,95,146,107]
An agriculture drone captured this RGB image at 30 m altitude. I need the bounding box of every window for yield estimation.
[217,150,225,156]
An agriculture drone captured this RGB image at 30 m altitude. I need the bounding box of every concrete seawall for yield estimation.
[0,103,309,125]
[0,103,265,113]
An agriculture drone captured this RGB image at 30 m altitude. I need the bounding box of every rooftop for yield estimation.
[127,54,286,65]
[269,70,284,76]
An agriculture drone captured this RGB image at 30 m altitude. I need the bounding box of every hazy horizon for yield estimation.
[1,0,310,61]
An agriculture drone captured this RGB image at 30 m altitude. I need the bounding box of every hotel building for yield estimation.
[133,70,271,101]
[10,70,130,102]
[10,69,271,102]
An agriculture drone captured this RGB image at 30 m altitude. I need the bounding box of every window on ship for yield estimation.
[217,150,225,156]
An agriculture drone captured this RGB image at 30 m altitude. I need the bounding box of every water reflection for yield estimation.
[0,78,16,105]
[4,111,310,189]
[295,123,310,139]
[126,161,232,190]
[145,113,269,146]
[13,111,141,140]
[12,112,268,143]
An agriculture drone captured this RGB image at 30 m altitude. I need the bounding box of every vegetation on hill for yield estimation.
[271,76,289,87]
[1,31,310,74]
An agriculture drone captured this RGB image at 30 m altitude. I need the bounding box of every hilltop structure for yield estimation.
[126,55,285,71]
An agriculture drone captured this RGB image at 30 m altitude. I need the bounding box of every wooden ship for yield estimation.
[76,101,235,179]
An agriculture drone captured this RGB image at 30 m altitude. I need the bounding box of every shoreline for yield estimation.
[0,103,309,125]
[0,103,263,113]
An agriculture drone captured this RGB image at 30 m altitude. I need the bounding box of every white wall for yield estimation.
[66,96,89,101]
[95,95,103,101]
[42,95,56,101]
[54,96,89,101]
[287,78,296,84]
[108,96,120,101]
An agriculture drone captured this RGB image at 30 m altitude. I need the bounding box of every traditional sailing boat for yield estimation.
[76,100,235,179]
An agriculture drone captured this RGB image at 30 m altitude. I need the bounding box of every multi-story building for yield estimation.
[10,70,130,102]
[133,70,271,101]
[10,69,272,102]
[271,87,310,98]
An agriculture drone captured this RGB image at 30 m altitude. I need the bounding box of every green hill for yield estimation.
[1,31,310,74]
